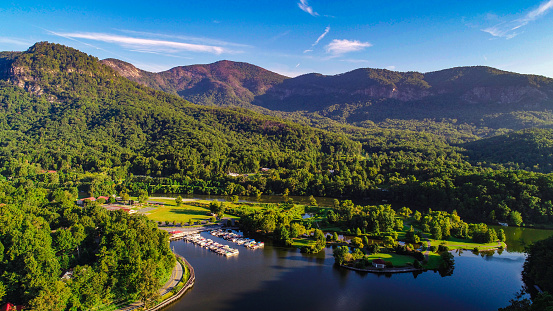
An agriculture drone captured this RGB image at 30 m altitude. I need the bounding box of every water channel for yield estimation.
[165,226,553,311]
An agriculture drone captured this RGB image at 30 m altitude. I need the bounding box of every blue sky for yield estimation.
[1,0,553,77]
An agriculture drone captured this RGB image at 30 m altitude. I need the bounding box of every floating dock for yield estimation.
[183,234,239,257]
[210,229,265,249]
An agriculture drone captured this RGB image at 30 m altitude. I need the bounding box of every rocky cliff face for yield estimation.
[461,86,549,105]
[101,59,143,79]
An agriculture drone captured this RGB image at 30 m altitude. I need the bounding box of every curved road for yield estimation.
[117,260,183,311]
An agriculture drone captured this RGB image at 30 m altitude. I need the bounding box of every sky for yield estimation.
[1,0,553,77]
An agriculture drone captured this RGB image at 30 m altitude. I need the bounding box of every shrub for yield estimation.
[412,251,425,261]
[385,261,393,268]
[438,244,449,252]
[430,245,438,253]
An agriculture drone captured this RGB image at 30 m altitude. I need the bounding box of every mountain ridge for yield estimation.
[101,58,553,127]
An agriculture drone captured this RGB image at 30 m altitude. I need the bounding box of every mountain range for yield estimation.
[2,41,553,176]
[102,58,553,129]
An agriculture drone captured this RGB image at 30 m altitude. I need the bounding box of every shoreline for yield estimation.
[340,264,422,274]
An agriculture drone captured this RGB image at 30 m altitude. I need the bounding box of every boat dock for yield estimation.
[210,229,265,249]
[183,234,239,257]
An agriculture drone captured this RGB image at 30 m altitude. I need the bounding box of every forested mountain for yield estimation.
[100,58,287,108]
[1,42,553,224]
[104,59,553,131]
[462,128,553,173]
[1,42,359,177]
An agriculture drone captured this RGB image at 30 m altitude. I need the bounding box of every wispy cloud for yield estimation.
[386,65,396,70]
[482,0,553,39]
[298,0,318,16]
[267,30,291,43]
[303,49,314,53]
[312,26,330,46]
[0,37,32,46]
[51,31,232,54]
[339,59,370,64]
[325,39,372,56]
[118,29,251,48]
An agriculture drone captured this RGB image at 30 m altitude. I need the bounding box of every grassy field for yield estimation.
[364,252,417,267]
[427,237,505,250]
[139,199,237,224]
[291,237,317,248]
[144,203,214,224]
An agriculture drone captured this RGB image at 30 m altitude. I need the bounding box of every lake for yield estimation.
[164,226,553,311]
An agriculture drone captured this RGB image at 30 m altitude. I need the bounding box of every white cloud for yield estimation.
[298,0,319,16]
[339,59,370,64]
[303,49,314,53]
[386,65,396,70]
[51,32,231,54]
[118,29,251,48]
[325,39,372,56]
[0,37,32,46]
[312,26,330,46]
[483,0,553,39]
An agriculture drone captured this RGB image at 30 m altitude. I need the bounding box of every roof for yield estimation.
[372,258,386,264]
[1,303,24,311]
[82,197,96,201]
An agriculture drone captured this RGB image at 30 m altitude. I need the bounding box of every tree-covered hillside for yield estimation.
[1,42,358,178]
[462,128,553,173]
[2,42,553,227]
[104,58,553,133]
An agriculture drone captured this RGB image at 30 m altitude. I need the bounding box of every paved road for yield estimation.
[116,260,183,311]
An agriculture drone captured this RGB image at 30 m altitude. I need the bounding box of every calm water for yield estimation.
[164,226,553,311]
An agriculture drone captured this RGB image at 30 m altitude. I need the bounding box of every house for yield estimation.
[61,270,74,281]
[1,303,24,311]
[97,196,110,202]
[76,197,96,205]
[372,258,386,269]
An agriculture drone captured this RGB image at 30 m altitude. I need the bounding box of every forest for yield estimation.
[1,42,553,227]
[0,174,175,310]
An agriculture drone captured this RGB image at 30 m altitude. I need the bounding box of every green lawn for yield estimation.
[291,237,317,248]
[364,252,416,267]
[428,237,505,250]
[142,203,218,224]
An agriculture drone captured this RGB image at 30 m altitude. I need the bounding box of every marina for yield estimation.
[183,233,240,257]
[210,229,265,249]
